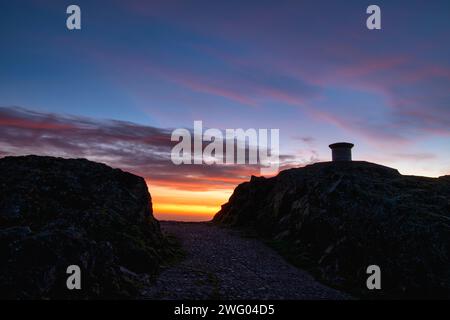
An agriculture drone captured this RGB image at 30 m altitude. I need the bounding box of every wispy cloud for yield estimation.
[0,107,307,191]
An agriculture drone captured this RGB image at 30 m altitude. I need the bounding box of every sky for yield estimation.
[1,0,449,221]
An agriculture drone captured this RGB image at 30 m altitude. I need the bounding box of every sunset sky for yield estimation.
[1,0,449,221]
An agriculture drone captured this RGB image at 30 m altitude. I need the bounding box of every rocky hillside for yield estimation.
[213,161,450,298]
[0,156,174,299]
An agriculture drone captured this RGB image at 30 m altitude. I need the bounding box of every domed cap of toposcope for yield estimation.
[329,142,354,149]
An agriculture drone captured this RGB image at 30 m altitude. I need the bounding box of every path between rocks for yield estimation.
[142,221,349,300]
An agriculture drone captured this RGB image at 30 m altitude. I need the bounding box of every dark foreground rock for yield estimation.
[0,156,174,299]
[213,161,450,298]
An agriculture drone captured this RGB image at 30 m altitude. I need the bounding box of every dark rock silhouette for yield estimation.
[213,161,450,298]
[0,155,174,299]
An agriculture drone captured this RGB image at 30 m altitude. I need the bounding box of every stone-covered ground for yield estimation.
[143,221,348,300]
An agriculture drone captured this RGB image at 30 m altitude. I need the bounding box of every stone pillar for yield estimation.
[329,142,354,162]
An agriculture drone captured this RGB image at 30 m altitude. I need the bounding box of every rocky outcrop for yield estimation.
[213,161,450,298]
[0,156,174,299]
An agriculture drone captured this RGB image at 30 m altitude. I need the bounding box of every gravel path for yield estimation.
[143,221,349,300]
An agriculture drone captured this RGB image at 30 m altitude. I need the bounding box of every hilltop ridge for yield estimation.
[213,161,450,298]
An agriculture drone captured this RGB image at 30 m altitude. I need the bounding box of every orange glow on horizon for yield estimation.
[148,174,251,191]
[147,183,234,221]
